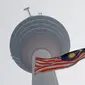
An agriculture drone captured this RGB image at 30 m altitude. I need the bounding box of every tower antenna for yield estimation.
[24,7,31,16]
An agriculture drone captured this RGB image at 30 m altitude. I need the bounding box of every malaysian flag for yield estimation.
[35,48,85,73]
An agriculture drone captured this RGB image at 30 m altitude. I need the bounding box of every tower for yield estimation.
[10,14,70,85]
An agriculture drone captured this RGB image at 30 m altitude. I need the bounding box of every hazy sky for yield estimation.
[0,0,85,85]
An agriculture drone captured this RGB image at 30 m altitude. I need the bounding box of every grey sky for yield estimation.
[0,0,85,85]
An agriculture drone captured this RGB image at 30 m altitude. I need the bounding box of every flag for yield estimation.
[35,48,85,73]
